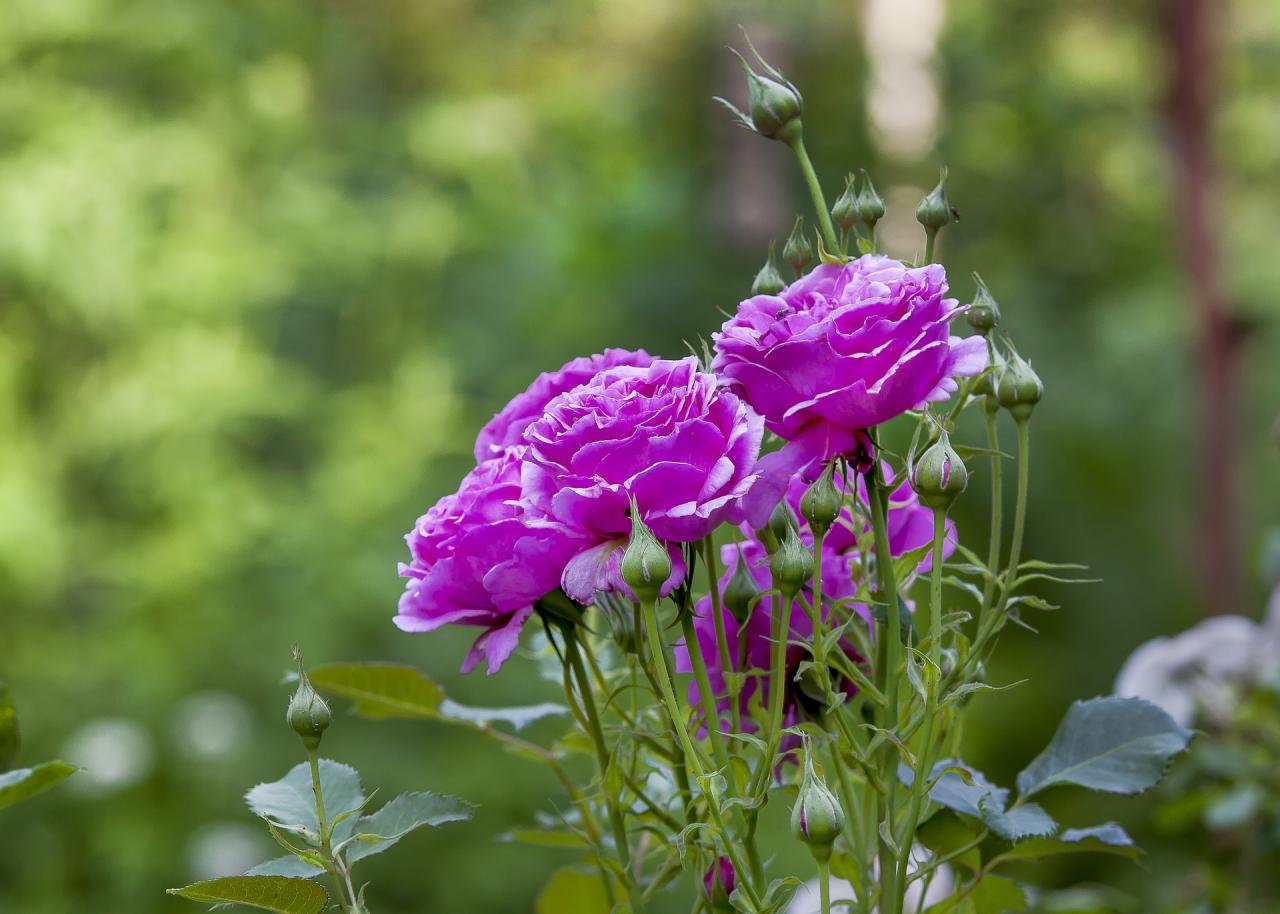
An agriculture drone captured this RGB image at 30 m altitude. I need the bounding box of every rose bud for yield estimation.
[723,545,760,625]
[620,500,673,604]
[791,745,845,861]
[831,174,859,234]
[751,241,787,296]
[703,856,737,912]
[722,40,803,143]
[996,350,1044,421]
[965,273,1001,336]
[766,499,800,552]
[771,523,814,599]
[971,342,1005,401]
[287,652,332,752]
[799,462,842,537]
[916,167,957,237]
[783,216,814,275]
[856,170,886,233]
[911,429,968,511]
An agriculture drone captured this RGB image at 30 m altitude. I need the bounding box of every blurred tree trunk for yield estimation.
[1165,0,1244,615]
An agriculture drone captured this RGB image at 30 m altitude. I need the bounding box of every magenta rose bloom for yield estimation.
[395,447,589,674]
[712,255,986,525]
[522,357,764,602]
[474,348,656,460]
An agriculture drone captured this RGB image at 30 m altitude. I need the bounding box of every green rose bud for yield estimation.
[966,273,1001,336]
[783,216,814,275]
[771,523,813,599]
[767,499,799,550]
[751,241,787,296]
[723,545,759,625]
[996,349,1044,421]
[287,651,332,752]
[971,342,1005,401]
[856,170,886,232]
[791,744,845,861]
[831,173,859,233]
[915,167,957,235]
[621,499,672,604]
[726,39,803,142]
[799,462,842,537]
[911,428,968,511]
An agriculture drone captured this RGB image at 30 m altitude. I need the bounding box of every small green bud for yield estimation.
[783,216,814,275]
[791,744,844,861]
[911,428,968,510]
[723,546,759,625]
[831,174,859,233]
[915,167,957,235]
[751,241,787,296]
[966,273,1001,336]
[621,499,672,604]
[799,462,842,537]
[856,170,886,231]
[767,499,799,549]
[727,40,803,142]
[971,343,1004,400]
[288,651,332,752]
[996,349,1043,421]
[770,523,813,598]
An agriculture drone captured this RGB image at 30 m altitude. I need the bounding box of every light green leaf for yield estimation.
[437,699,567,731]
[344,791,473,862]
[0,761,76,811]
[167,876,328,914]
[243,856,326,878]
[245,760,364,844]
[307,663,443,719]
[1016,697,1193,799]
[997,823,1140,862]
[534,866,612,914]
[970,874,1027,913]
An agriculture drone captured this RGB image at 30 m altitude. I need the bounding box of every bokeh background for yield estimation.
[2,0,1278,911]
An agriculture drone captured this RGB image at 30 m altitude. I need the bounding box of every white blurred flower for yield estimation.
[1115,605,1280,727]
[62,717,154,793]
[786,846,954,914]
[171,690,252,760]
[186,821,266,881]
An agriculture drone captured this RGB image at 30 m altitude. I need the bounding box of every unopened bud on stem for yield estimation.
[288,649,332,752]
[621,498,672,604]
[751,242,787,296]
[771,523,813,599]
[791,742,844,861]
[911,428,968,511]
[800,462,842,537]
[783,216,814,275]
[831,174,859,234]
[966,273,1001,336]
[723,546,759,625]
[996,349,1044,421]
[856,170,886,234]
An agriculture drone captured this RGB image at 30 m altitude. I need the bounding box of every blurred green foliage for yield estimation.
[0,0,1277,911]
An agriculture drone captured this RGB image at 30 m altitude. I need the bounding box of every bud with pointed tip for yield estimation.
[288,652,332,752]
[751,241,787,296]
[856,170,886,232]
[783,216,814,275]
[621,500,672,604]
[723,546,759,624]
[767,499,799,549]
[971,343,1005,401]
[831,174,859,233]
[916,168,957,237]
[725,39,804,143]
[703,856,736,912]
[996,350,1043,421]
[791,745,844,861]
[800,462,842,537]
[911,428,968,511]
[771,523,813,599]
[966,274,1001,336]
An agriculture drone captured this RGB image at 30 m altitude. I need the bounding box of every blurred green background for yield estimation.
[1,0,1278,911]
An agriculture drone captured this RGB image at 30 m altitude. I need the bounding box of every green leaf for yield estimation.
[970,874,1027,913]
[167,876,328,914]
[307,663,443,719]
[437,699,567,731]
[243,856,326,879]
[916,811,982,872]
[997,823,1140,862]
[1015,697,1193,799]
[0,683,18,771]
[0,761,76,811]
[344,791,473,862]
[534,866,611,914]
[245,760,364,844]
[978,797,1057,842]
[901,761,1056,842]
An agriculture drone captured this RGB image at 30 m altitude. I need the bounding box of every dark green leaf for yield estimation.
[307,663,443,719]
[0,761,76,811]
[1015,697,1193,799]
[167,876,328,914]
[344,791,473,862]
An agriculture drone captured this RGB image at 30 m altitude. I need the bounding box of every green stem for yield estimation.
[702,537,741,739]
[309,750,356,914]
[635,601,694,822]
[923,228,937,265]
[810,527,827,661]
[640,599,764,910]
[790,134,839,253]
[563,628,643,912]
[819,858,832,914]
[979,388,1003,618]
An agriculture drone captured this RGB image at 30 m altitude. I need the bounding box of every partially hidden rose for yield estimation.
[712,255,986,526]
[395,446,589,674]
[522,357,764,602]
[474,348,656,460]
